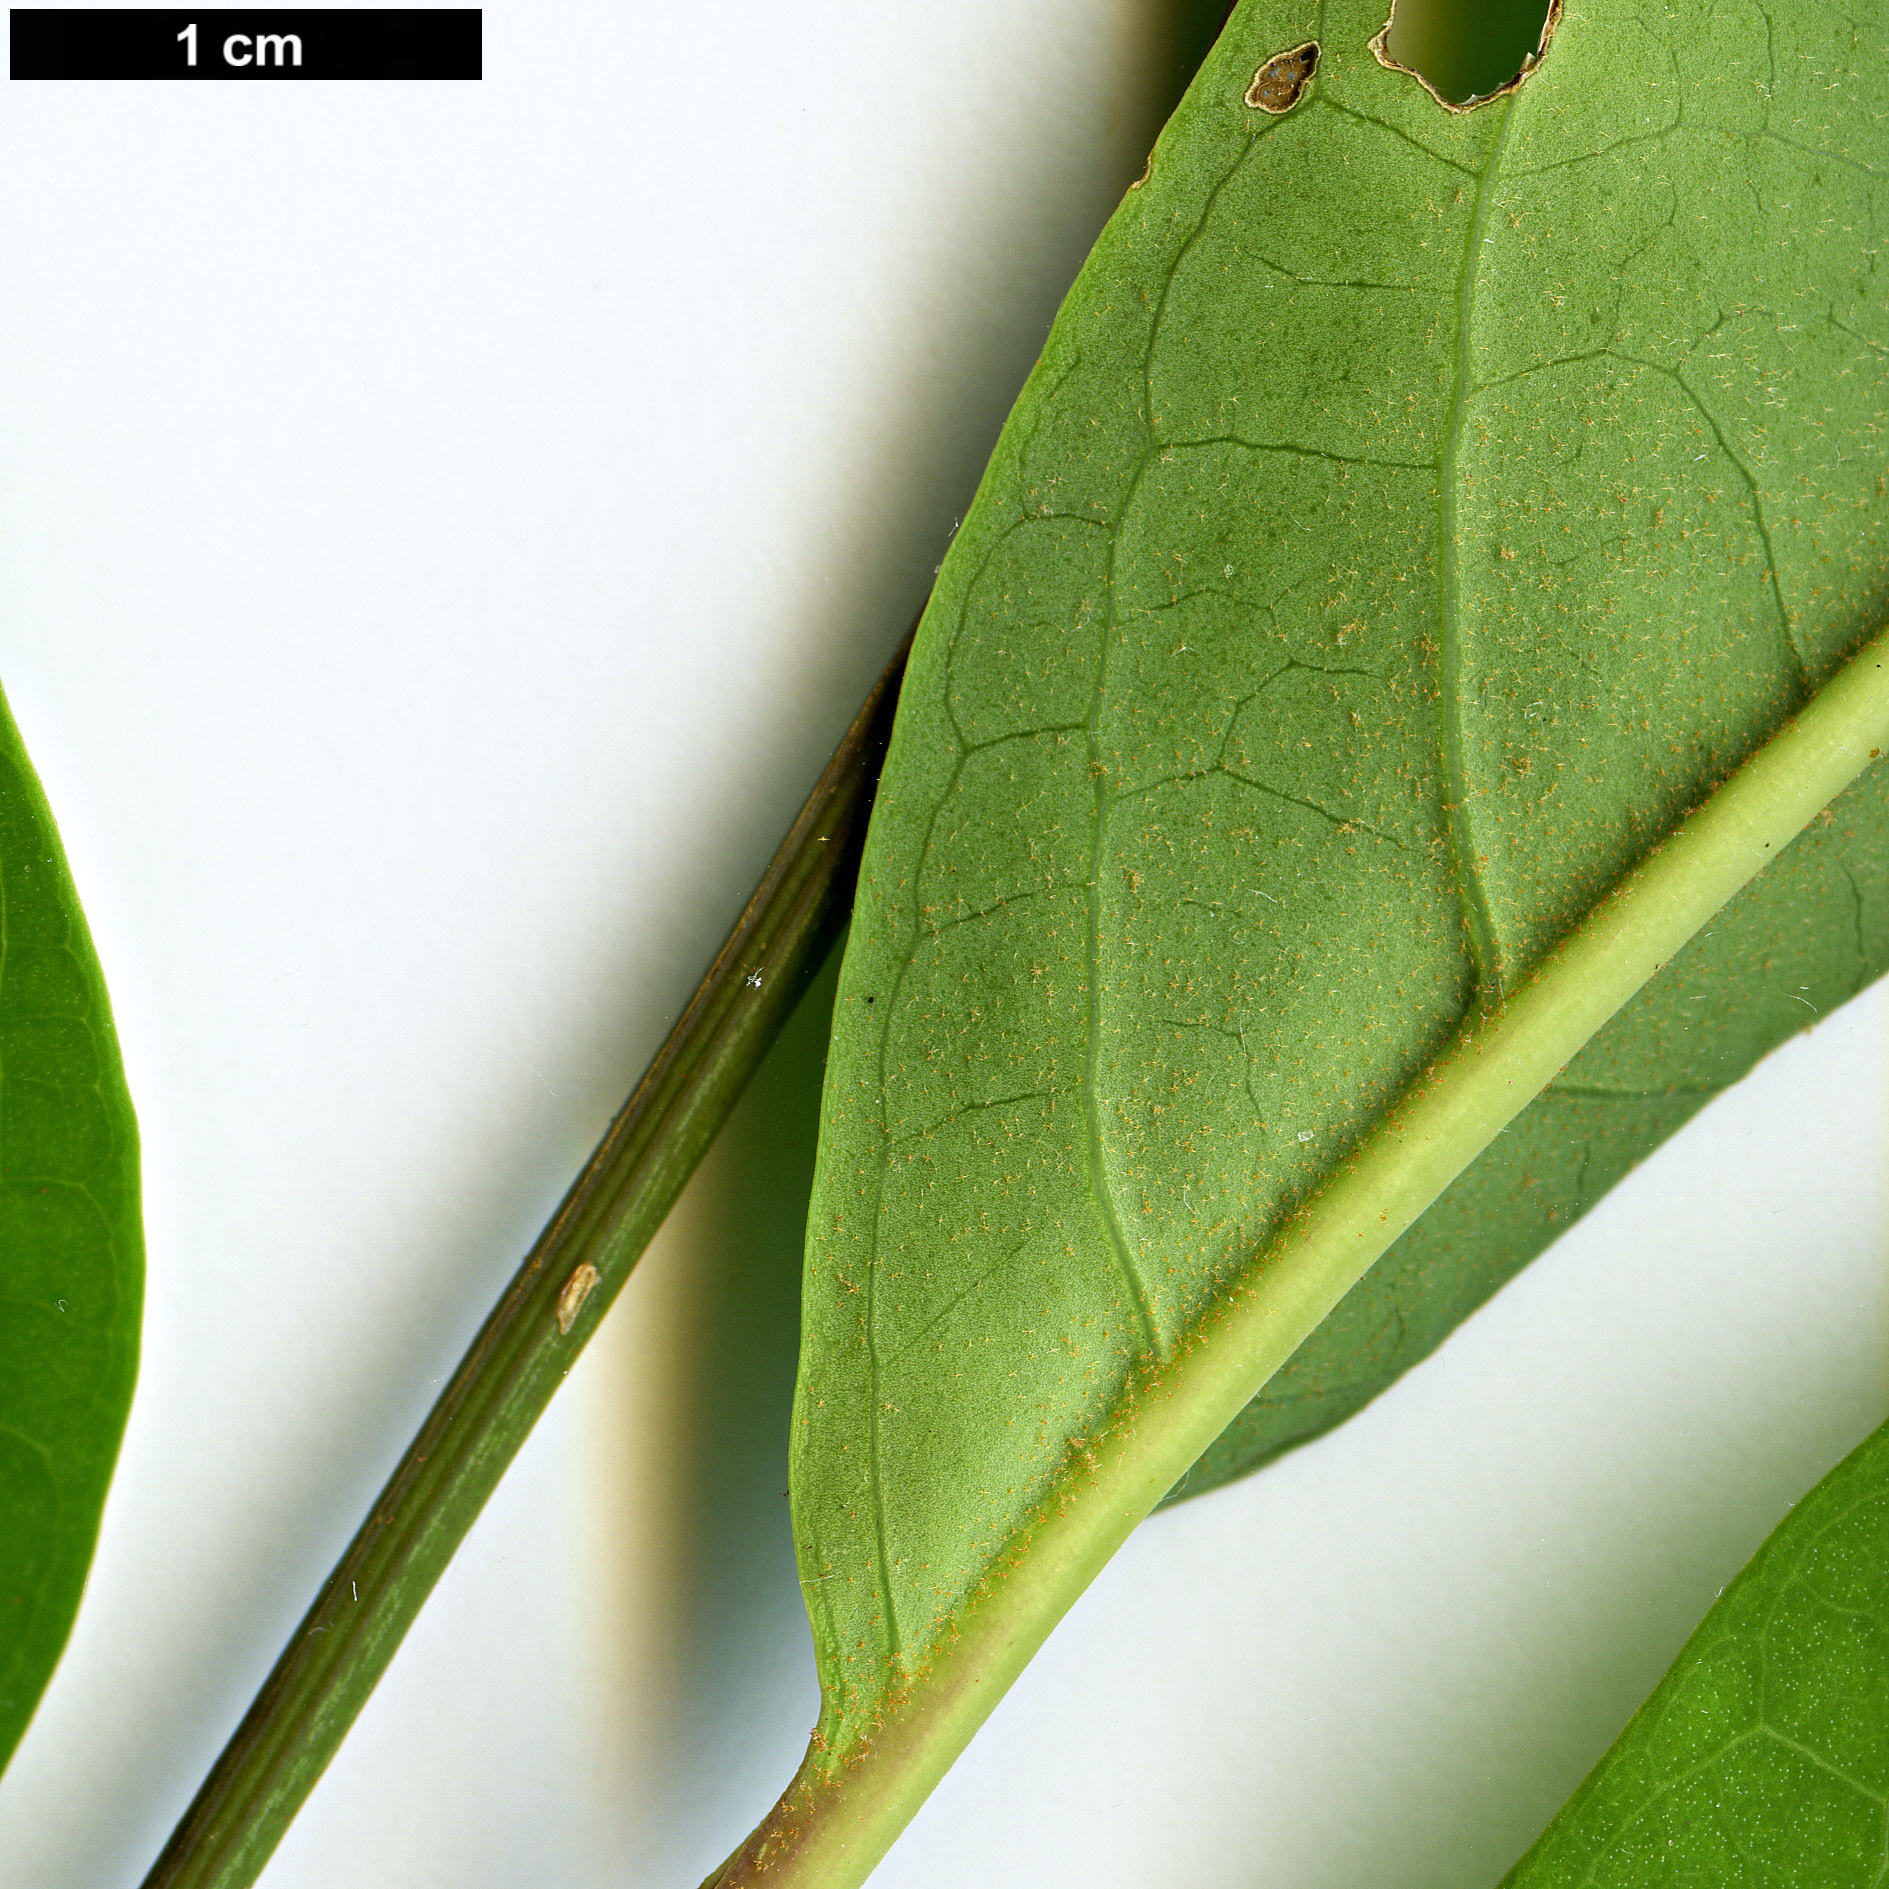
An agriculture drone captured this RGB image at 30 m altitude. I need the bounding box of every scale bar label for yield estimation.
[10,10,482,79]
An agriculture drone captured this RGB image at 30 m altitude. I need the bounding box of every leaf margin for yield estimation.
[0,675,144,1782]
[1501,1408,1889,1885]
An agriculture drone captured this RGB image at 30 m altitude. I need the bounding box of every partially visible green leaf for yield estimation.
[1505,1412,1889,1887]
[703,0,1887,1878]
[791,0,1886,1748]
[0,680,142,1777]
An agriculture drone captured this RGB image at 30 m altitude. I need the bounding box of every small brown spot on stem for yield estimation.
[556,1261,600,1335]
[1246,42,1319,113]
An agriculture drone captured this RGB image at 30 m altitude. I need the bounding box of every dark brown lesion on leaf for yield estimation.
[1245,42,1320,114]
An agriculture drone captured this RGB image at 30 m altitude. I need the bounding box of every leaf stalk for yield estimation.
[138,627,914,1889]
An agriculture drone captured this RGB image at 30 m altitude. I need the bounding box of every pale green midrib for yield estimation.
[717,622,1889,1889]
[1436,96,1520,999]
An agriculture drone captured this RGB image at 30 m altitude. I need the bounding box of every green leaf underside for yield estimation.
[1504,1413,1889,1887]
[794,0,1886,1764]
[1179,754,1889,1499]
[0,683,142,1777]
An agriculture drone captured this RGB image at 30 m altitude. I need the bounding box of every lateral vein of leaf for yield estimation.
[1608,347,1806,691]
[1569,1712,1887,1887]
[925,888,1048,938]
[1163,432,1437,472]
[1316,96,1477,177]
[956,722,1090,759]
[1112,653,1390,807]
[1794,1478,1889,1547]
[1829,309,1889,360]
[889,1086,1065,1149]
[1142,136,1262,441]
[1756,1725,1888,1804]
[1251,255,1436,295]
[1437,99,1519,998]
[1474,345,1612,396]
[1219,772,1411,849]
[883,1234,1042,1366]
[1085,446,1162,1359]
[1506,88,1682,180]
[0,1172,106,1203]
[1758,127,1886,181]
[0,1421,53,1465]
[1842,864,1869,982]
[1571,1726,1773,1885]
[861,743,983,1668]
[1069,125,1276,1365]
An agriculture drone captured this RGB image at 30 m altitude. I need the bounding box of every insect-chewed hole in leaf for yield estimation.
[1244,41,1319,113]
[1371,0,1559,110]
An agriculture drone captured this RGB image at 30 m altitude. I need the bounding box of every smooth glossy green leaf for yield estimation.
[0,682,142,1778]
[710,0,1886,1879]
[1503,1412,1889,1887]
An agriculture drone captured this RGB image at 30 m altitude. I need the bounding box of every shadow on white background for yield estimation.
[578,953,1888,1889]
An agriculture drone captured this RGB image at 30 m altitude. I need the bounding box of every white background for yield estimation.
[0,5,1884,1887]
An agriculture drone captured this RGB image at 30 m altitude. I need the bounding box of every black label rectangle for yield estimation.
[10,10,481,79]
